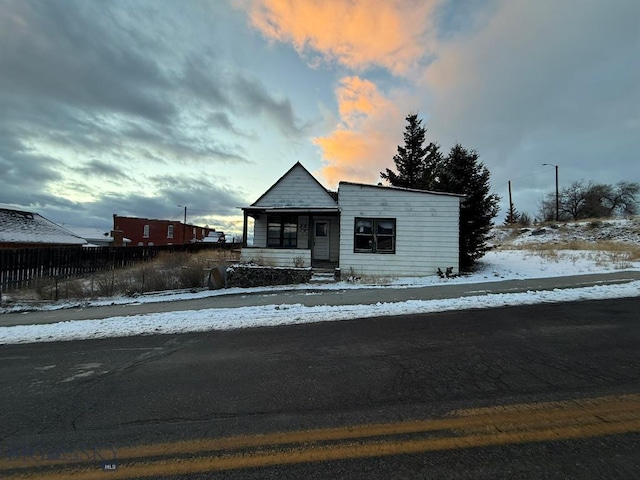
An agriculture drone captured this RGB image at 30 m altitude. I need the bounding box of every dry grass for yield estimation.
[504,240,639,270]
[10,248,241,302]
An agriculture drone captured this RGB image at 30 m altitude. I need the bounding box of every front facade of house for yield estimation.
[241,163,462,276]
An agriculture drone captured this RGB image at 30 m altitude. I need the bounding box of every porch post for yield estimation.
[242,210,248,247]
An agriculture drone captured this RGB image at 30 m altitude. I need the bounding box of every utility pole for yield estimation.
[543,164,559,221]
[178,205,187,245]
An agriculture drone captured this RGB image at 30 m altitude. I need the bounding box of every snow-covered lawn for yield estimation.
[1,280,639,345]
[1,218,639,345]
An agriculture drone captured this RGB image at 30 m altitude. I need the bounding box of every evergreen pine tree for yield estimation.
[437,144,500,270]
[380,113,429,189]
[504,202,520,225]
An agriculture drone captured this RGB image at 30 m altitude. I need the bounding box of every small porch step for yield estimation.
[310,269,338,283]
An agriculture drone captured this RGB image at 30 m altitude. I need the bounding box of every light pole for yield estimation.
[542,164,559,221]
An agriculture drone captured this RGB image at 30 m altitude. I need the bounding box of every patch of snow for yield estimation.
[1,281,639,345]
[2,248,640,314]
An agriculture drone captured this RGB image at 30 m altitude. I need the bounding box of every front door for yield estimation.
[312,218,330,261]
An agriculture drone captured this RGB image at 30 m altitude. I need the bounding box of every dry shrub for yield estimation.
[10,247,241,301]
[506,239,639,269]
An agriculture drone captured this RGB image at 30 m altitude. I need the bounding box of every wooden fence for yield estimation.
[0,243,237,293]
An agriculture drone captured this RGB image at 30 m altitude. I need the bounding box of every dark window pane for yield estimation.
[377,220,394,235]
[315,222,327,237]
[267,216,281,247]
[377,235,393,251]
[355,235,373,251]
[355,219,372,234]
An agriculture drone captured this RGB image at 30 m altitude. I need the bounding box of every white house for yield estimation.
[240,162,463,277]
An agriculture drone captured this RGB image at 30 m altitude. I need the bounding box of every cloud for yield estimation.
[232,75,308,137]
[420,0,640,214]
[246,0,439,75]
[77,160,129,179]
[314,76,405,186]
[0,1,175,123]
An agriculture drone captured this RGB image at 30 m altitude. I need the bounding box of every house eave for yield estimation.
[241,206,340,214]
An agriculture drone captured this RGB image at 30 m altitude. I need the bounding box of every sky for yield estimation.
[1,0,639,236]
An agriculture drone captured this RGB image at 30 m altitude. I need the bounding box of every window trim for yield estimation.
[167,224,174,239]
[353,217,396,254]
[267,215,298,248]
[143,224,150,238]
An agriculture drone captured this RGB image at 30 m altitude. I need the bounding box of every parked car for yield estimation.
[202,231,225,243]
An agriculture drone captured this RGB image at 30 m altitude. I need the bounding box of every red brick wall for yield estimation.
[113,216,214,247]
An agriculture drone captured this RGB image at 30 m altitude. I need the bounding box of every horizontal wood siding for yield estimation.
[329,216,340,262]
[253,218,267,247]
[338,184,460,277]
[254,164,337,208]
[240,248,311,268]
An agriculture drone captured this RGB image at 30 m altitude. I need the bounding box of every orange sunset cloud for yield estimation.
[245,0,437,75]
[313,76,404,186]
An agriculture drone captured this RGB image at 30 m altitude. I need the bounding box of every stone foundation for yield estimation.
[226,264,312,288]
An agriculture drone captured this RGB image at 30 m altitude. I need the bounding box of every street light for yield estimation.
[542,164,559,221]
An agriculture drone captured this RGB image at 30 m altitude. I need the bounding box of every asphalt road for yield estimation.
[1,297,639,479]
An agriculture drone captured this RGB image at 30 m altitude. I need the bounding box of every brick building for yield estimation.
[113,215,219,247]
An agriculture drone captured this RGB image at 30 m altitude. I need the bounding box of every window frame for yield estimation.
[353,217,396,254]
[167,224,174,239]
[267,215,298,248]
[143,224,150,238]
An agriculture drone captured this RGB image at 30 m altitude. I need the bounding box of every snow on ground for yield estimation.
[2,249,639,315]
[1,218,639,344]
[1,281,639,345]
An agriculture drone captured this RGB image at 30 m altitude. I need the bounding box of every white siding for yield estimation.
[298,215,310,249]
[329,216,340,262]
[241,248,311,268]
[253,164,337,208]
[253,217,267,247]
[338,183,460,277]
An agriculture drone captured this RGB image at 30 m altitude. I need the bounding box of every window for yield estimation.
[143,224,150,238]
[267,215,297,248]
[167,225,174,238]
[354,218,395,253]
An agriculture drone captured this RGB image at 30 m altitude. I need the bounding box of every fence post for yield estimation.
[54,277,59,302]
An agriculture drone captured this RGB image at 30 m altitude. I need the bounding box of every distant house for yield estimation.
[0,208,87,249]
[113,215,219,247]
[240,162,463,276]
[67,227,132,247]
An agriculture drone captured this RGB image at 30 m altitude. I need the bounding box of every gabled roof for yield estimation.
[338,181,466,198]
[250,162,338,208]
[0,208,87,245]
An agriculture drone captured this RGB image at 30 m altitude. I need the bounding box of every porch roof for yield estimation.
[242,206,340,215]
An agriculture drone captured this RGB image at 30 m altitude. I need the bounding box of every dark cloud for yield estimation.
[77,160,129,179]
[426,0,640,218]
[0,1,175,123]
[233,75,306,137]
[0,0,308,214]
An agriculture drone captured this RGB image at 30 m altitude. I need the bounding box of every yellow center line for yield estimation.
[2,393,639,479]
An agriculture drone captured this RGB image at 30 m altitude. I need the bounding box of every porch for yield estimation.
[241,207,340,268]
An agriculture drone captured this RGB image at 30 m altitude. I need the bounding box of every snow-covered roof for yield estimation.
[339,181,466,198]
[0,208,87,245]
[67,227,130,244]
